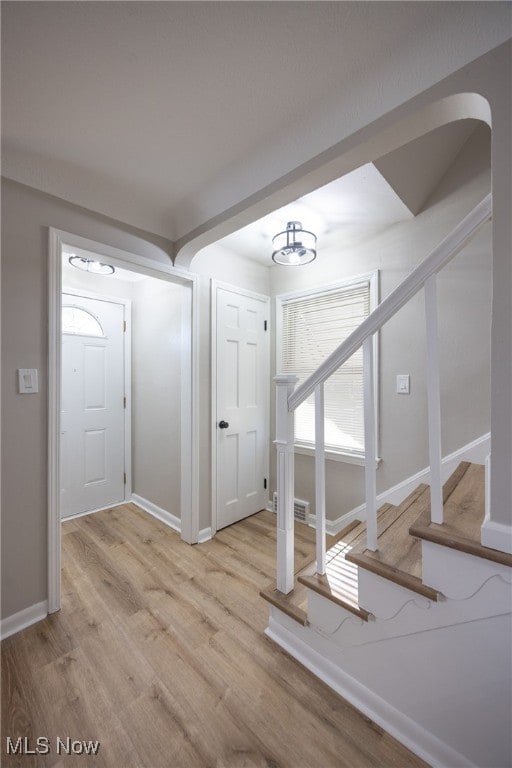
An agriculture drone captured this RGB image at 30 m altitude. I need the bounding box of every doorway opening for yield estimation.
[48,229,199,613]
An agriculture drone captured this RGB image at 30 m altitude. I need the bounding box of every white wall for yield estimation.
[193,242,270,296]
[62,259,135,301]
[269,126,492,520]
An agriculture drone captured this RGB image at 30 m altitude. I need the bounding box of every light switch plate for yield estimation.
[18,368,39,394]
[396,374,410,394]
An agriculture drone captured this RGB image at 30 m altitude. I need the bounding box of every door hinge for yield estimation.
[264,320,268,331]
[123,320,127,332]
[124,472,127,485]
[264,478,267,490]
[124,396,127,409]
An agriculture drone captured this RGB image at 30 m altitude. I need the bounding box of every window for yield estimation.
[62,305,104,337]
[277,273,377,461]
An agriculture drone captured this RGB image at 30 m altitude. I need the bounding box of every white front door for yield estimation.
[61,294,126,518]
[215,285,270,530]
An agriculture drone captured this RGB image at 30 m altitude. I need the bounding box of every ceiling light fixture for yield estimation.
[271,221,316,266]
[69,255,115,275]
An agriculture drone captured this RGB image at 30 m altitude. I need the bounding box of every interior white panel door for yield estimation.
[61,294,125,518]
[216,287,269,530]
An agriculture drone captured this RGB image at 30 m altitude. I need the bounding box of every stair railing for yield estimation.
[274,194,492,594]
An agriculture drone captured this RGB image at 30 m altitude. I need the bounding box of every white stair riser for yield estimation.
[268,607,512,768]
[421,540,512,598]
[356,567,430,616]
[306,589,369,635]
[304,572,510,649]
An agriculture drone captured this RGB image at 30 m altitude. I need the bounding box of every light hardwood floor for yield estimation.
[2,505,427,767]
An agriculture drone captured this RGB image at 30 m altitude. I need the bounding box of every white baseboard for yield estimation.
[265,616,477,768]
[348,433,491,525]
[131,494,181,534]
[1,600,48,640]
[481,519,512,554]
[320,508,363,537]
[266,434,491,537]
[198,527,213,543]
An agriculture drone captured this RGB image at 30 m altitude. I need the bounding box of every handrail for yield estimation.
[288,194,492,412]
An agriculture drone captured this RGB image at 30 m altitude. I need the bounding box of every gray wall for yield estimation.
[131,277,183,516]
[269,126,492,520]
[1,179,174,619]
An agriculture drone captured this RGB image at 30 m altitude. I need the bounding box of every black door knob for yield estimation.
[218,420,229,429]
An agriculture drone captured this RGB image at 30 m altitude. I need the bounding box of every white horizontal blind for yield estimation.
[280,279,371,454]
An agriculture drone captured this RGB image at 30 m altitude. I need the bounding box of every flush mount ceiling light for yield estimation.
[271,221,316,266]
[69,255,115,275]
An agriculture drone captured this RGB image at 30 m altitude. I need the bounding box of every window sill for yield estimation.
[293,444,382,467]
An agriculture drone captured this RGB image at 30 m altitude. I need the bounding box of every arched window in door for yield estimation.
[62,305,105,337]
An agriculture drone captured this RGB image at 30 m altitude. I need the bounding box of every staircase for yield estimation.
[265,199,511,766]
[261,462,512,767]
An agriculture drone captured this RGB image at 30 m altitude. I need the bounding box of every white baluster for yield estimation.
[363,336,377,550]
[315,383,326,575]
[425,276,443,524]
[274,374,298,594]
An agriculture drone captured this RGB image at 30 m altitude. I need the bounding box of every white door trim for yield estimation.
[48,228,200,613]
[61,287,133,505]
[211,280,270,536]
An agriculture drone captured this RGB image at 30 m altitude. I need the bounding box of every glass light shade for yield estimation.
[69,255,115,275]
[272,221,316,265]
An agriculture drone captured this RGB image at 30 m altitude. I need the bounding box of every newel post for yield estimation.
[274,374,298,594]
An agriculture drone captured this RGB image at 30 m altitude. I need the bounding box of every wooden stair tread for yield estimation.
[440,460,472,503]
[295,508,397,620]
[326,502,402,559]
[411,464,512,567]
[346,487,430,581]
[262,462,511,624]
[298,573,371,620]
[298,552,370,620]
[259,518,372,624]
[260,582,308,625]
[345,462,492,597]
[329,518,366,547]
[344,552,439,600]
[343,470,471,599]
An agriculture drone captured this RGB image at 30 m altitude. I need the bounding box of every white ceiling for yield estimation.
[216,118,481,264]
[215,163,414,264]
[1,2,508,246]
